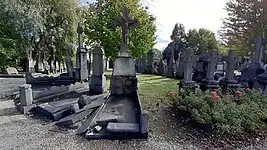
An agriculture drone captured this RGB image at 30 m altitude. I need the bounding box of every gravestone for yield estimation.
[66,44,74,78]
[75,23,88,82]
[86,7,148,139]
[6,67,18,75]
[157,59,165,76]
[139,57,146,74]
[240,36,267,87]
[90,47,106,95]
[175,51,184,79]
[200,51,221,91]
[178,48,199,92]
[219,50,241,93]
[145,50,154,74]
[166,48,175,78]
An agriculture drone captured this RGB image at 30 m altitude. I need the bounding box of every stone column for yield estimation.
[89,47,106,94]
[145,50,154,74]
[166,49,175,78]
[19,84,35,114]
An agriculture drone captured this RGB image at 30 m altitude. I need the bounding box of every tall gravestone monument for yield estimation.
[89,47,106,94]
[219,50,241,93]
[75,23,89,82]
[89,7,148,139]
[200,51,221,91]
[240,36,266,87]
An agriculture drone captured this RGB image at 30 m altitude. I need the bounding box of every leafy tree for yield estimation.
[187,28,218,54]
[170,23,187,43]
[83,0,157,60]
[0,0,79,71]
[220,0,267,57]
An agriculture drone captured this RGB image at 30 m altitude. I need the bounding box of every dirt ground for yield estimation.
[0,77,266,150]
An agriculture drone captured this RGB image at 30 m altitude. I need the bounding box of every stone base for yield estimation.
[110,76,138,96]
[90,75,106,95]
[18,104,36,114]
[200,79,220,91]
[219,79,241,94]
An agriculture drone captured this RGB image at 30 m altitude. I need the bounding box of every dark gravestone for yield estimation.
[90,47,106,95]
[200,51,221,91]
[240,36,267,87]
[219,50,241,93]
[145,50,154,74]
[166,48,175,78]
[157,59,165,76]
[175,51,184,79]
[178,48,199,92]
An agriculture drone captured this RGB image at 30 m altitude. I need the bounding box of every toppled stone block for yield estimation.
[78,94,106,109]
[106,123,140,133]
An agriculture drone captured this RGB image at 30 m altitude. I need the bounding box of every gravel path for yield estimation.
[0,78,266,150]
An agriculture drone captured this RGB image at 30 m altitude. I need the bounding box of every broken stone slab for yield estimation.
[71,103,80,113]
[106,123,140,133]
[81,97,106,110]
[78,94,106,109]
[34,100,77,121]
[56,107,94,126]
[77,102,106,135]
[95,112,120,126]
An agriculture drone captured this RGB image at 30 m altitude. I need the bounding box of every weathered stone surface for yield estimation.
[110,76,138,96]
[35,98,79,121]
[19,84,33,106]
[90,75,106,95]
[19,104,36,114]
[140,110,149,134]
[106,123,139,133]
[78,94,106,109]
[113,57,136,76]
[95,112,120,126]
[56,107,94,126]
[77,102,106,135]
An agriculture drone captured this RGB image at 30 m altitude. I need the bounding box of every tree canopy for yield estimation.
[220,0,267,57]
[83,0,157,60]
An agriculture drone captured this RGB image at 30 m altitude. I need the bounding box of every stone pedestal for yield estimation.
[219,79,241,94]
[75,50,88,82]
[19,84,35,114]
[110,76,138,96]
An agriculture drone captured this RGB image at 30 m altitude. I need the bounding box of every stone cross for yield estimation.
[113,7,139,52]
[223,50,240,81]
[251,36,267,65]
[182,48,198,81]
[77,22,84,51]
[203,51,221,80]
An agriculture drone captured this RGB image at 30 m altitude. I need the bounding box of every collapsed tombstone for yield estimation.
[219,50,241,93]
[239,36,266,88]
[89,47,106,95]
[79,7,148,139]
[178,48,199,92]
[199,51,221,91]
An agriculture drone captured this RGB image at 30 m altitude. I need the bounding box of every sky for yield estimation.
[80,0,229,50]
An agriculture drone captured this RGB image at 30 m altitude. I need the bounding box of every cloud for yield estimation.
[147,0,228,49]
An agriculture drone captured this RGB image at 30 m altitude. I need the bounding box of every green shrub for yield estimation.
[170,88,267,135]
